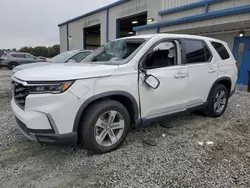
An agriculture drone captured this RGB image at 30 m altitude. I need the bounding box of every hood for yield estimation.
[13,63,118,81]
[13,62,51,73]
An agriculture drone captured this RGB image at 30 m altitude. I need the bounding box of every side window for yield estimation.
[25,54,35,59]
[211,41,230,60]
[144,41,177,69]
[11,54,25,58]
[184,39,212,64]
[70,52,90,62]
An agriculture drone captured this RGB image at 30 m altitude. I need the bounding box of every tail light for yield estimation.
[0,55,7,60]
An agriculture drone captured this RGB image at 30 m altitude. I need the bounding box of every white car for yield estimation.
[11,34,238,154]
[12,50,93,74]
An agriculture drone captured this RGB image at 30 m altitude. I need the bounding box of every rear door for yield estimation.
[139,40,188,119]
[11,54,26,64]
[183,39,218,107]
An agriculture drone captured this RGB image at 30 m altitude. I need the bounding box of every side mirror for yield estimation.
[144,75,160,89]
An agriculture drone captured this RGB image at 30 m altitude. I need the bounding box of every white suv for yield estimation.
[11,34,238,153]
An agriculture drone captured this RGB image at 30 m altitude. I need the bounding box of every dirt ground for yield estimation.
[0,68,250,188]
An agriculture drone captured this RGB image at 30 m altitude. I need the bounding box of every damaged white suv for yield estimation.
[11,34,237,153]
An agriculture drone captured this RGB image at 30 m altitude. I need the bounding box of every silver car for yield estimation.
[12,49,93,74]
[0,52,46,70]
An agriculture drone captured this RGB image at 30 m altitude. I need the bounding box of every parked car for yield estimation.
[12,49,93,74]
[0,52,46,70]
[11,34,238,154]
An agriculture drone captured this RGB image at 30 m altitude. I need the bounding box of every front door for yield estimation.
[139,40,188,119]
[25,54,36,63]
[233,37,250,85]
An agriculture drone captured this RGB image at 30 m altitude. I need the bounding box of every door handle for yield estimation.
[175,72,187,78]
[181,73,188,78]
[174,72,183,78]
[208,69,217,73]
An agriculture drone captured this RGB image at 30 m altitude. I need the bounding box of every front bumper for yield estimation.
[11,86,82,145]
[14,116,77,145]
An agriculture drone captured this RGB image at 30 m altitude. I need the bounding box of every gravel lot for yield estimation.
[0,68,250,188]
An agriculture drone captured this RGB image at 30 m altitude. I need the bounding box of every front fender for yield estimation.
[72,91,139,132]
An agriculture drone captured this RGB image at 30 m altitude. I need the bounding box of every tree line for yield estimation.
[0,45,60,58]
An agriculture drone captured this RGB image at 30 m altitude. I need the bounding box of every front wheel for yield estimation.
[205,84,229,117]
[79,100,130,154]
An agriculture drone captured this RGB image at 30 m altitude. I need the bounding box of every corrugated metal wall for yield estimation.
[161,7,204,21]
[161,0,200,9]
[59,0,250,51]
[159,12,250,34]
[108,0,148,40]
[147,0,162,22]
[138,0,250,36]
[59,25,67,52]
[59,0,168,51]
[67,11,106,51]
[59,0,152,51]
[209,0,250,12]
[136,28,156,35]
[205,31,250,50]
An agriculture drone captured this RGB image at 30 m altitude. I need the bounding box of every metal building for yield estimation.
[58,0,250,85]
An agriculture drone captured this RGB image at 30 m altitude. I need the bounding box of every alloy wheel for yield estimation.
[214,90,226,113]
[94,110,125,147]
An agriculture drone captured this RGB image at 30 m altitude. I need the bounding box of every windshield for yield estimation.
[82,38,147,65]
[50,50,78,63]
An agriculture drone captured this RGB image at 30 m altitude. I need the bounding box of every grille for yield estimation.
[13,81,29,109]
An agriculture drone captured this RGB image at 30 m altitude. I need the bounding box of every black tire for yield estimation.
[8,62,18,70]
[79,100,130,154]
[205,84,229,117]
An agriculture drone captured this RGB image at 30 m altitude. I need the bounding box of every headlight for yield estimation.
[28,81,74,94]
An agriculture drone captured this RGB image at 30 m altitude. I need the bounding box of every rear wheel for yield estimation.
[205,84,229,117]
[8,62,18,70]
[79,100,130,154]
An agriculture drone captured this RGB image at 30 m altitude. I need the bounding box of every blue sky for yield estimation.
[0,0,115,49]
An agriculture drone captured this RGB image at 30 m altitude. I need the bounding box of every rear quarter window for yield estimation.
[211,41,230,60]
[183,39,212,64]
